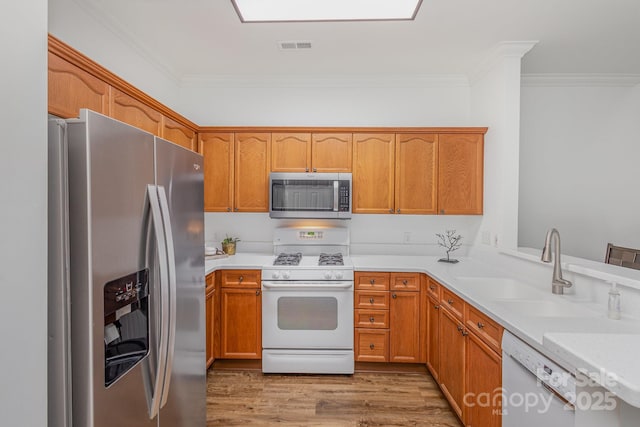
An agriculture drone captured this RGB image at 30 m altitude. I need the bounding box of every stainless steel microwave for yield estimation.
[269,172,352,219]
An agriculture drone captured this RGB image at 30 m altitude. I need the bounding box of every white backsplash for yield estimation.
[205,212,482,256]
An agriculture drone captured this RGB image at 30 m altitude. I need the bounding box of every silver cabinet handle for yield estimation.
[234,207,238,212]
[456,325,463,332]
[477,322,485,329]
[313,168,317,172]
[397,209,400,213]
[239,276,244,282]
[448,299,454,305]
[389,208,394,213]
[370,343,375,350]
[369,316,375,323]
[462,330,469,337]
[392,293,397,299]
[369,297,375,304]
[402,280,408,285]
[370,279,375,285]
[305,168,309,172]
[226,207,231,212]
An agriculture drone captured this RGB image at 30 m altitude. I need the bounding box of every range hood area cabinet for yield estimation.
[271,132,353,173]
[352,132,484,215]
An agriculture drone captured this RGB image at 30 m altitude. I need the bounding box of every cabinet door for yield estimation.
[311,133,353,172]
[439,307,465,419]
[200,133,234,212]
[220,288,261,359]
[426,296,440,381]
[352,133,395,214]
[109,88,162,136]
[205,285,215,369]
[235,133,271,212]
[389,291,420,363]
[395,134,438,214]
[355,329,389,362]
[438,133,483,215]
[162,116,196,151]
[48,52,109,118]
[271,133,311,172]
[465,331,502,427]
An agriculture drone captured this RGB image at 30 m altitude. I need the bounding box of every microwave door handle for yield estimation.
[333,181,339,212]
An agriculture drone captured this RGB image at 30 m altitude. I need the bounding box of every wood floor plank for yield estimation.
[207,369,463,426]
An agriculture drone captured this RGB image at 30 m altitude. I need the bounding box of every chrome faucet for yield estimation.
[541,228,573,295]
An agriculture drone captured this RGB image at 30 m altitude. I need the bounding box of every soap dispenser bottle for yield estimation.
[607,282,621,320]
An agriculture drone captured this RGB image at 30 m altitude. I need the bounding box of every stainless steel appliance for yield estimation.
[502,331,575,426]
[269,172,352,219]
[48,110,205,427]
[261,226,354,374]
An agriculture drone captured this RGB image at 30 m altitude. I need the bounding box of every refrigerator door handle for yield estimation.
[157,185,177,408]
[145,184,170,420]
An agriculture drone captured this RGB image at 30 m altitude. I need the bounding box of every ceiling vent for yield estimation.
[278,40,313,51]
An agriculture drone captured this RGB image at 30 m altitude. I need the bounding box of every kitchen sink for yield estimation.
[494,299,596,318]
[454,277,545,299]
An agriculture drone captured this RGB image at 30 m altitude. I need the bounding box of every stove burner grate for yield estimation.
[318,253,344,266]
[273,252,303,266]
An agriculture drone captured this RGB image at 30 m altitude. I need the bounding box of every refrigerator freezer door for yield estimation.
[67,110,157,427]
[154,137,206,427]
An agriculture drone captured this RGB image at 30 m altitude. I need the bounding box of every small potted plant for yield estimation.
[221,235,240,255]
[436,230,462,263]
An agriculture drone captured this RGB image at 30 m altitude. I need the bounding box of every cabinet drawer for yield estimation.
[427,279,441,299]
[220,270,260,288]
[355,272,390,291]
[390,272,420,291]
[355,309,389,329]
[441,287,464,320]
[355,329,389,362]
[466,304,503,354]
[205,272,215,293]
[355,291,390,309]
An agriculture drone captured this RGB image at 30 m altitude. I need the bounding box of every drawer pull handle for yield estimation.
[389,209,394,213]
[477,322,485,329]
[239,276,244,282]
[434,305,439,310]
[456,325,463,332]
[447,299,454,305]
[402,280,408,285]
[370,279,375,285]
[462,330,469,337]
[392,293,397,299]
[370,343,375,350]
[369,297,375,304]
[369,316,375,323]
[256,290,260,296]
[430,285,436,291]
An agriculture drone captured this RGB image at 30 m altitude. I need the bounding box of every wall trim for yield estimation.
[469,41,538,85]
[521,73,640,87]
[198,125,488,134]
[180,74,470,89]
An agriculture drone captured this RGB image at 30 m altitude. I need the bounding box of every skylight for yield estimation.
[232,0,423,23]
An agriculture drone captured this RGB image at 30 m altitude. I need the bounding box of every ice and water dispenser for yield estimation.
[103,269,150,386]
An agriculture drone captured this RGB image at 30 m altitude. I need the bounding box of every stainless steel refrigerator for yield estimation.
[48,109,205,427]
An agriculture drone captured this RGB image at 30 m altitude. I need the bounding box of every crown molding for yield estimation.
[522,73,640,87]
[469,41,538,85]
[179,73,470,89]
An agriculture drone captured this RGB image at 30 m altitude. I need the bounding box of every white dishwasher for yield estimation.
[502,331,576,427]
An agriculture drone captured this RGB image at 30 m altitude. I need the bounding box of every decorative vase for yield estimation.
[221,242,236,255]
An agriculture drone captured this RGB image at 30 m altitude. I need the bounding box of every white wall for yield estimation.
[519,80,640,261]
[48,0,182,113]
[0,1,48,425]
[179,75,470,126]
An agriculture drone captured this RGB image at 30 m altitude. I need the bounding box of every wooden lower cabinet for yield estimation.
[439,306,466,419]
[465,330,502,427]
[355,329,389,362]
[219,269,262,359]
[205,274,215,369]
[389,290,420,363]
[426,295,440,380]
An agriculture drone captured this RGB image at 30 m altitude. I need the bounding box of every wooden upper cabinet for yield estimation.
[438,133,484,215]
[311,133,352,172]
[48,52,109,118]
[235,133,271,212]
[200,132,234,212]
[395,134,438,214]
[161,116,196,151]
[271,133,311,172]
[352,133,395,214]
[109,88,162,136]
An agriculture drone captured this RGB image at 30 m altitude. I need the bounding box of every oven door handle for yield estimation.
[262,282,353,290]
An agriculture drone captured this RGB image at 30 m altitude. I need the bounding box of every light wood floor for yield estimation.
[206,368,463,426]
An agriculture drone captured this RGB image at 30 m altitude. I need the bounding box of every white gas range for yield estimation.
[261,226,354,374]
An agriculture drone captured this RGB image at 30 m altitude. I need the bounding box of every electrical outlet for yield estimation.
[403,232,411,243]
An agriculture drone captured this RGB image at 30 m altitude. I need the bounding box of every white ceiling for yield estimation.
[74,0,640,80]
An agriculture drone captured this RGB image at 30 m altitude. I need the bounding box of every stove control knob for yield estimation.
[282,271,291,279]
[335,271,343,279]
[271,271,281,279]
[324,271,333,279]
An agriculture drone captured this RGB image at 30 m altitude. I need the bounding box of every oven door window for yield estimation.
[271,180,335,212]
[277,296,338,330]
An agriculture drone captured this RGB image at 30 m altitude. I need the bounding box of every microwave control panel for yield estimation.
[338,181,350,212]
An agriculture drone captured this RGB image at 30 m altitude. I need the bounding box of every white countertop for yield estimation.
[204,251,640,407]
